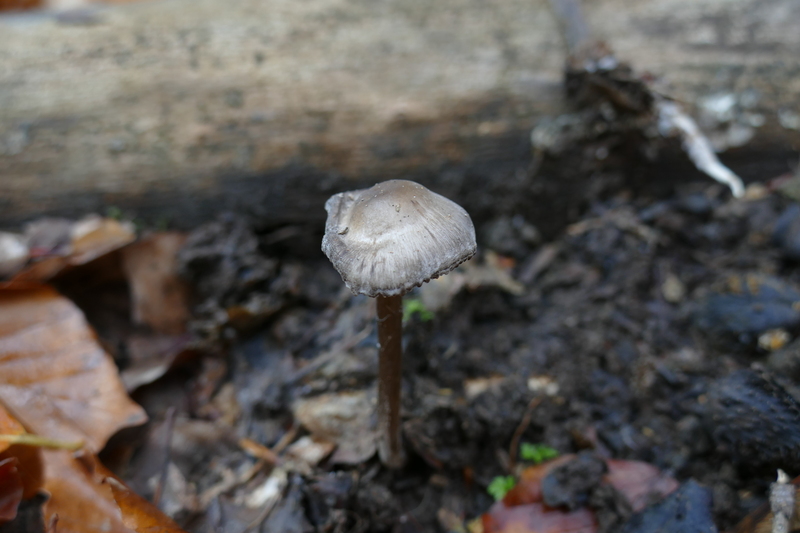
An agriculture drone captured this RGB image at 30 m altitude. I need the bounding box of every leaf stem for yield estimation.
[0,433,84,451]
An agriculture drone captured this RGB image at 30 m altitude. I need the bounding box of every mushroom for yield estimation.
[322,179,476,468]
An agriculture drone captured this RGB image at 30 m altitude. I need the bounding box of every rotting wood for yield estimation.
[0,0,798,229]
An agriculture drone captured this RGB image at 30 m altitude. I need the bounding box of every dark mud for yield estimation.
[89,170,800,533]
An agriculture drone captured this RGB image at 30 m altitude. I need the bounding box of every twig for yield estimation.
[239,438,281,465]
[152,406,177,507]
[243,497,280,533]
[508,397,543,471]
[243,477,287,533]
[271,423,299,455]
[287,324,371,384]
[0,433,83,451]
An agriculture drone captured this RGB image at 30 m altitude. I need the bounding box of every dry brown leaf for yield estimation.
[0,404,27,455]
[121,233,189,335]
[0,458,23,523]
[293,390,377,465]
[0,445,44,501]
[41,450,188,533]
[42,451,183,533]
[120,333,194,392]
[0,284,181,533]
[0,0,42,11]
[43,451,132,533]
[9,257,66,284]
[105,476,187,533]
[0,286,147,452]
[0,404,44,500]
[502,455,574,507]
[604,459,679,512]
[483,503,596,533]
[483,456,678,533]
[12,217,135,283]
[70,217,136,266]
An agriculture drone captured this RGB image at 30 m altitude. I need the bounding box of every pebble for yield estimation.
[706,369,800,469]
[693,275,800,346]
[773,203,800,260]
[619,480,717,533]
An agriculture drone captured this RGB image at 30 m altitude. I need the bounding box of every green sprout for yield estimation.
[520,442,559,464]
[487,475,516,501]
[155,217,170,232]
[403,298,434,323]
[106,206,123,220]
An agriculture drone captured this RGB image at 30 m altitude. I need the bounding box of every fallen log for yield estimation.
[0,0,798,231]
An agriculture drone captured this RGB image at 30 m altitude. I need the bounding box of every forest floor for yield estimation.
[72,170,800,533]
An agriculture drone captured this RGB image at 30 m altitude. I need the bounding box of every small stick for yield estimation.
[508,397,543,471]
[239,438,281,465]
[153,406,177,507]
[272,423,299,455]
[0,433,83,451]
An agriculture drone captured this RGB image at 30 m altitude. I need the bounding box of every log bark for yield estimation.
[0,0,798,229]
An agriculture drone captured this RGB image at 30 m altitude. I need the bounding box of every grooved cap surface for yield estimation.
[322,180,477,297]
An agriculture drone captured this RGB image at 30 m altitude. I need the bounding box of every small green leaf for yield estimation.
[106,206,123,220]
[520,442,559,464]
[487,475,516,501]
[403,298,434,323]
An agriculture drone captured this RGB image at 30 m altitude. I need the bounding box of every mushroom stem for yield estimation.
[376,294,406,468]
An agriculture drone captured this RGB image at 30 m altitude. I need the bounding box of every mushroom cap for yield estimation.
[322,180,477,297]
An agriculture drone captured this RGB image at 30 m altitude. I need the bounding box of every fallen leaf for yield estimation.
[42,450,189,533]
[503,456,574,507]
[120,333,194,392]
[105,476,187,533]
[24,219,72,258]
[483,456,678,533]
[0,233,28,279]
[70,217,136,266]
[419,252,524,312]
[42,451,131,533]
[0,286,147,451]
[604,459,679,512]
[0,445,44,501]
[0,0,42,11]
[13,217,135,283]
[238,468,288,510]
[10,257,68,284]
[285,435,336,467]
[0,404,44,499]
[0,282,190,532]
[121,233,190,335]
[0,405,27,455]
[292,390,377,464]
[483,503,596,533]
[0,458,23,523]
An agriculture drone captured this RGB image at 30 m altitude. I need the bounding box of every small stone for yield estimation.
[619,480,717,533]
[662,274,686,303]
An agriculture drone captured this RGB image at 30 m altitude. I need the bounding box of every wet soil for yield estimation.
[81,167,800,533]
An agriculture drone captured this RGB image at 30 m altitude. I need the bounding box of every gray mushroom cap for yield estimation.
[322,180,477,297]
